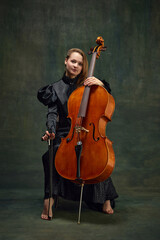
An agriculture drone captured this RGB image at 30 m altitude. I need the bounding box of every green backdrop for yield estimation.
[0,0,159,194]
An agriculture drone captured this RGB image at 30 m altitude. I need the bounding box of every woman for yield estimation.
[37,48,118,220]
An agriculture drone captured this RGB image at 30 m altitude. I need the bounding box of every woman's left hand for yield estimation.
[84,77,104,87]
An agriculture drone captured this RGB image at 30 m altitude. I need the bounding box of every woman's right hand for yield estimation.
[42,131,55,141]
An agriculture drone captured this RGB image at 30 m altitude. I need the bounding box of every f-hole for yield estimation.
[89,123,100,142]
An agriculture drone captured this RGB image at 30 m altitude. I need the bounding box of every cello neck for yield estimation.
[78,52,97,118]
[88,52,97,77]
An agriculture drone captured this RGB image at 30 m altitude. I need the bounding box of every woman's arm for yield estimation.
[84,77,111,93]
[37,84,58,141]
[84,76,104,87]
[41,102,58,141]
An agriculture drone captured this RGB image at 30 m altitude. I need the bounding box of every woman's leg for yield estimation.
[84,177,118,214]
[41,197,54,220]
[102,200,114,214]
[41,140,60,220]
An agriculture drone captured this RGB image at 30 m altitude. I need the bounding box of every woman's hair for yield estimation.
[66,48,88,86]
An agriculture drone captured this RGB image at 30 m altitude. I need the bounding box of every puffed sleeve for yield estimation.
[37,84,57,106]
[37,84,58,133]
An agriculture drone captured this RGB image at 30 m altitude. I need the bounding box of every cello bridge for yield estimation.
[75,126,89,133]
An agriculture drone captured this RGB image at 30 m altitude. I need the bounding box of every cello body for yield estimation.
[55,84,115,184]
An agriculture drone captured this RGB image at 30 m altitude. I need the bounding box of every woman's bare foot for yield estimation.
[102,200,114,214]
[41,198,54,220]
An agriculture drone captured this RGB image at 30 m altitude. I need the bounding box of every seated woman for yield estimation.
[37,48,118,220]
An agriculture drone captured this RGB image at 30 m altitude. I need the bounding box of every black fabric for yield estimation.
[37,73,79,133]
[38,74,118,212]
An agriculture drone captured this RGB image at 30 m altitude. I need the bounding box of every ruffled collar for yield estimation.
[62,72,79,85]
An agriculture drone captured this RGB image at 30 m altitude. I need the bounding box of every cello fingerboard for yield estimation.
[78,52,97,118]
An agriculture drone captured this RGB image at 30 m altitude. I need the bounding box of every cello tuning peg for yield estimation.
[88,47,94,55]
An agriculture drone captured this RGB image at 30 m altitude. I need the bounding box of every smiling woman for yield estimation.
[37,48,118,220]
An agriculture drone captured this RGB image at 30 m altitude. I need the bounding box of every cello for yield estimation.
[55,36,115,222]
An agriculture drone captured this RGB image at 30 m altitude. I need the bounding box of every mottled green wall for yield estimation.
[0,0,159,192]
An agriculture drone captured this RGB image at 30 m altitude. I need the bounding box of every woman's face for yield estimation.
[65,52,83,79]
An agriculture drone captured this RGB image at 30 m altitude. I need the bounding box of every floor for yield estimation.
[0,188,159,240]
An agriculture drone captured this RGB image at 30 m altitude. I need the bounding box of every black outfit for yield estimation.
[37,73,118,211]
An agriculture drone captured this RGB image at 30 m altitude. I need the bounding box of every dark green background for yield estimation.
[0,1,160,240]
[0,0,159,195]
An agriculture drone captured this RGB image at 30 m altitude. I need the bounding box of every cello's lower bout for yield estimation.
[83,137,115,184]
